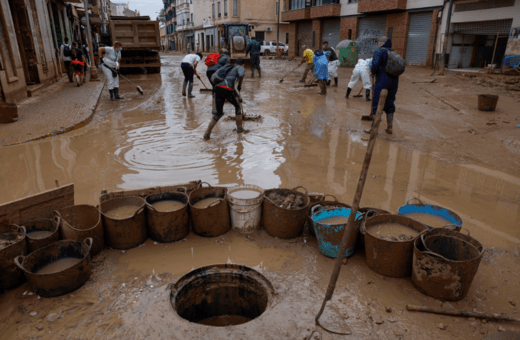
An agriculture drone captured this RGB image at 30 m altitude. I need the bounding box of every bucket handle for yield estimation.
[320,194,338,204]
[9,224,25,236]
[311,204,324,216]
[52,216,61,231]
[419,233,454,262]
[99,192,111,203]
[198,182,212,188]
[441,224,470,236]
[406,197,424,205]
[176,186,188,194]
[14,255,26,271]
[83,237,93,254]
[135,206,145,216]
[292,186,308,197]
[208,199,223,208]
[145,201,157,212]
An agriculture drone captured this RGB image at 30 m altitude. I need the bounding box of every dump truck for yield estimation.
[222,23,251,66]
[108,16,161,73]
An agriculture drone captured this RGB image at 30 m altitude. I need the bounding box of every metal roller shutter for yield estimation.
[453,19,512,35]
[448,34,475,69]
[322,19,341,50]
[405,12,433,65]
[358,15,387,59]
[297,21,313,55]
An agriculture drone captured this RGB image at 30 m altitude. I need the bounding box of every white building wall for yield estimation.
[339,1,358,17]
[406,0,443,10]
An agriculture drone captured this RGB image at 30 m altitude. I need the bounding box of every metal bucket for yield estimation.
[227,185,264,233]
[99,196,147,250]
[357,207,392,251]
[363,214,428,278]
[145,188,190,243]
[14,238,92,297]
[412,226,484,301]
[307,195,351,236]
[55,205,104,256]
[0,225,27,290]
[24,218,61,254]
[262,186,310,239]
[189,182,230,237]
[398,198,463,229]
[478,94,499,111]
[311,205,363,258]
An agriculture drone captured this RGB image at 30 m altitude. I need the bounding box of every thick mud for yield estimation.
[0,54,519,338]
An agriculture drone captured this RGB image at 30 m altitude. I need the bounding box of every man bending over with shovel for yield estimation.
[181,52,203,98]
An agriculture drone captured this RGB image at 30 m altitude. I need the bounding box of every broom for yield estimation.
[103,65,144,95]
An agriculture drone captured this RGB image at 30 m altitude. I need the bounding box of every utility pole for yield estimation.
[83,0,99,80]
[276,1,280,58]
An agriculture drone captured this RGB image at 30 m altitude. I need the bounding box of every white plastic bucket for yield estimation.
[227,185,264,233]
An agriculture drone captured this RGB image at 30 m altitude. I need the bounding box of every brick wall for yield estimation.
[426,10,439,67]
[340,17,358,41]
[310,4,341,18]
[358,0,407,13]
[313,20,322,49]
[386,12,409,57]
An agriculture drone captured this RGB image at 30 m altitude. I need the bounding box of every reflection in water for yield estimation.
[0,55,518,249]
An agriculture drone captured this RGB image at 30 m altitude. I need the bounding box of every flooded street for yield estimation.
[0,54,519,339]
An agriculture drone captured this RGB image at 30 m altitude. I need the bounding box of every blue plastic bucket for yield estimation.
[311,205,363,258]
[398,198,463,230]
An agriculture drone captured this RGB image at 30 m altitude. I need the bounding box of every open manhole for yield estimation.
[170,264,274,327]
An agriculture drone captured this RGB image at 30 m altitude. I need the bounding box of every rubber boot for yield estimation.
[323,81,327,94]
[327,79,331,86]
[366,89,371,101]
[182,80,187,96]
[188,83,195,98]
[114,88,124,99]
[236,114,244,133]
[212,94,217,115]
[251,70,254,79]
[386,113,394,135]
[75,74,81,87]
[258,68,261,78]
[345,87,352,98]
[203,119,218,140]
[332,77,338,87]
[109,89,115,101]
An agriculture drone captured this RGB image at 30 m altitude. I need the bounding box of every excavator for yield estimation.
[221,23,251,66]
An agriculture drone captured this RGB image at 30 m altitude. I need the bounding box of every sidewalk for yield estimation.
[0,71,106,147]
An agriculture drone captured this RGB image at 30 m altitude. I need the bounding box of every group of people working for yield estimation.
[60,38,89,87]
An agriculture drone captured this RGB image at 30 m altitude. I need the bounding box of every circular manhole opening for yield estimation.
[170,264,274,327]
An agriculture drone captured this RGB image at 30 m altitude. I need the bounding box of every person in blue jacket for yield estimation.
[368,36,399,134]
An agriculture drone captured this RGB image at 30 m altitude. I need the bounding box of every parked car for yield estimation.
[260,41,289,55]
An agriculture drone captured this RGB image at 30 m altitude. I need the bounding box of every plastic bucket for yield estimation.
[99,196,147,250]
[145,188,190,243]
[398,197,463,230]
[363,214,428,278]
[227,185,264,233]
[0,225,27,290]
[478,94,499,111]
[412,226,483,301]
[14,238,92,297]
[55,205,104,256]
[307,195,351,236]
[262,187,310,239]
[189,182,230,237]
[24,218,61,254]
[311,205,363,258]
[357,207,392,251]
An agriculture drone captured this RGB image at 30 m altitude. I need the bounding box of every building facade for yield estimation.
[163,0,177,50]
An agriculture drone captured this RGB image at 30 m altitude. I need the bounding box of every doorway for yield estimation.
[255,31,265,43]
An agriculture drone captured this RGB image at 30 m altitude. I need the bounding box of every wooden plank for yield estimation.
[0,184,74,226]
[100,181,201,203]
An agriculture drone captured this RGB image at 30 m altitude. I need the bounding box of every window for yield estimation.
[348,29,352,40]
[224,0,228,16]
[212,3,215,18]
[285,32,289,44]
[233,0,238,16]
[290,0,307,10]
[348,0,358,2]
[191,13,193,23]
[218,2,221,17]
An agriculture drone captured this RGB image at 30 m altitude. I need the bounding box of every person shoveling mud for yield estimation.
[205,50,230,114]
[181,52,203,98]
[346,58,372,101]
[204,58,247,139]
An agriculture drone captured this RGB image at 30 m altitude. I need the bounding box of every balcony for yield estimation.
[281,8,311,22]
[357,0,407,13]
[310,3,340,18]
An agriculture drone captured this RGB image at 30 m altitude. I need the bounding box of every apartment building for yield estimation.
[163,0,177,50]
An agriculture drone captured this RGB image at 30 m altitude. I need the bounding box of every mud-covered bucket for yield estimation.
[311,205,363,258]
[357,207,392,250]
[363,214,428,278]
[412,226,483,301]
[99,196,147,250]
[0,225,27,290]
[398,198,463,230]
[55,205,104,256]
[227,185,264,233]
[307,195,351,236]
[478,94,499,111]
[14,238,92,297]
[263,186,310,239]
[189,182,230,237]
[145,188,190,243]
[24,218,60,254]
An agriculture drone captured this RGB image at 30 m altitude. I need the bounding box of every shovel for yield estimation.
[279,64,302,83]
[103,65,144,95]
[353,87,364,98]
[197,74,212,93]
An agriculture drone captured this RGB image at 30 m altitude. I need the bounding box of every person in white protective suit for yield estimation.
[98,41,124,101]
[345,58,372,101]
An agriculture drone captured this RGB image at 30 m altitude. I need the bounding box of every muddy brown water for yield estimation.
[317,216,350,225]
[404,212,451,229]
[37,257,81,274]
[367,223,420,238]
[152,200,185,212]
[27,230,54,239]
[198,315,252,327]
[193,197,222,209]
[229,189,262,199]
[104,205,141,219]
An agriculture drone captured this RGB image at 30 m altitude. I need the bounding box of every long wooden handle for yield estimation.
[406,305,520,322]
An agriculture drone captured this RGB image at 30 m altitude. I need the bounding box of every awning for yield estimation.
[453,19,513,35]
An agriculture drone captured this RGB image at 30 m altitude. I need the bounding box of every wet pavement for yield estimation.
[0,54,519,339]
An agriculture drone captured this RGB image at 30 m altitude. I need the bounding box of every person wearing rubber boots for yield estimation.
[366,36,399,135]
[322,41,339,87]
[313,50,329,95]
[206,49,230,114]
[99,42,124,101]
[346,58,372,101]
[246,37,261,78]
[299,45,314,83]
[181,52,203,98]
[204,58,246,140]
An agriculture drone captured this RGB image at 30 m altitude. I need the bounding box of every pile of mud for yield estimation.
[379,234,415,242]
[0,233,23,250]
[266,192,305,210]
